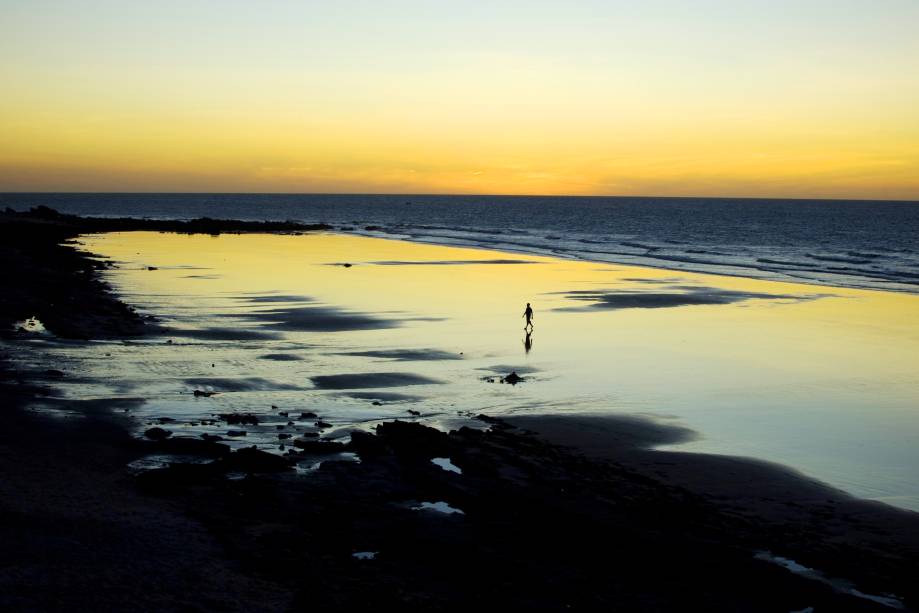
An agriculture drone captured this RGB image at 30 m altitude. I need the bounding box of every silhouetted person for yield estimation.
[523,302,534,330]
[523,329,533,354]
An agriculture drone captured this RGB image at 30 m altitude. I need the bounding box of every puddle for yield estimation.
[754,551,903,610]
[14,318,49,334]
[127,454,214,473]
[293,452,361,474]
[27,405,85,420]
[412,501,465,515]
[294,461,324,474]
[352,551,377,560]
[431,457,462,475]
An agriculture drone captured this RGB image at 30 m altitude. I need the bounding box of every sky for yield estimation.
[1,0,918,199]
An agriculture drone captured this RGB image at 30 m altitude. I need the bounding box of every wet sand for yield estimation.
[68,224,919,508]
[2,208,919,611]
[509,414,919,606]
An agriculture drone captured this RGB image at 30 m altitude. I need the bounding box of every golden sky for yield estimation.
[2,1,918,199]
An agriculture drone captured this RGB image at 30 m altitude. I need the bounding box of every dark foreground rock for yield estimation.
[0,391,292,612]
[125,418,919,612]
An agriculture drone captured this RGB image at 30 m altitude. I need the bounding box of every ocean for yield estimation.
[3,193,919,293]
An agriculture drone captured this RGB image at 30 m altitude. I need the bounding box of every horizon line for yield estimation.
[2,191,918,205]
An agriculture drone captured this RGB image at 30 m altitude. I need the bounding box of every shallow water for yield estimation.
[13,231,919,510]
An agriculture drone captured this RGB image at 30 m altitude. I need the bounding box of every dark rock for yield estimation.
[372,401,383,406]
[342,263,352,268]
[501,371,524,385]
[227,430,247,437]
[279,411,289,417]
[44,369,65,378]
[220,447,292,473]
[144,427,172,441]
[157,437,231,457]
[200,433,224,442]
[278,433,292,440]
[300,411,317,419]
[407,410,421,416]
[347,430,388,458]
[219,413,259,425]
[315,421,332,429]
[375,421,451,458]
[293,439,346,454]
[193,389,215,397]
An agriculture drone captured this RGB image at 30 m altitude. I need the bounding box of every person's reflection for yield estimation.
[523,329,534,354]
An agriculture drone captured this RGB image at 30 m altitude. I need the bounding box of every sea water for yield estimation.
[3,193,918,293]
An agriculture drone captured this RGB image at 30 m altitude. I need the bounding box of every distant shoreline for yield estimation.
[0,206,332,337]
[4,194,918,294]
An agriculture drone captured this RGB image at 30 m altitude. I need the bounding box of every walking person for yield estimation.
[523,302,534,330]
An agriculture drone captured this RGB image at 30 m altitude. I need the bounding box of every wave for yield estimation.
[346,224,919,293]
[807,253,874,265]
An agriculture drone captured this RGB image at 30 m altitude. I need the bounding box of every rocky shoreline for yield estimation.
[1,209,917,611]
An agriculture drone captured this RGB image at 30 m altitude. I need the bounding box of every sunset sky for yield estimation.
[2,0,918,199]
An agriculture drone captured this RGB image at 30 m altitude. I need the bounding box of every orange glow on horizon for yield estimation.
[2,2,918,200]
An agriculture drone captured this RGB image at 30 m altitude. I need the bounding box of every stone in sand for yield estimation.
[144,427,172,441]
[221,447,291,473]
[220,413,259,425]
[293,439,345,454]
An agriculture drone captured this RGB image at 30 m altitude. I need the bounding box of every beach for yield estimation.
[2,208,918,611]
[69,226,919,508]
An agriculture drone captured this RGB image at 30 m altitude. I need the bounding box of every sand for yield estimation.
[2,207,918,611]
